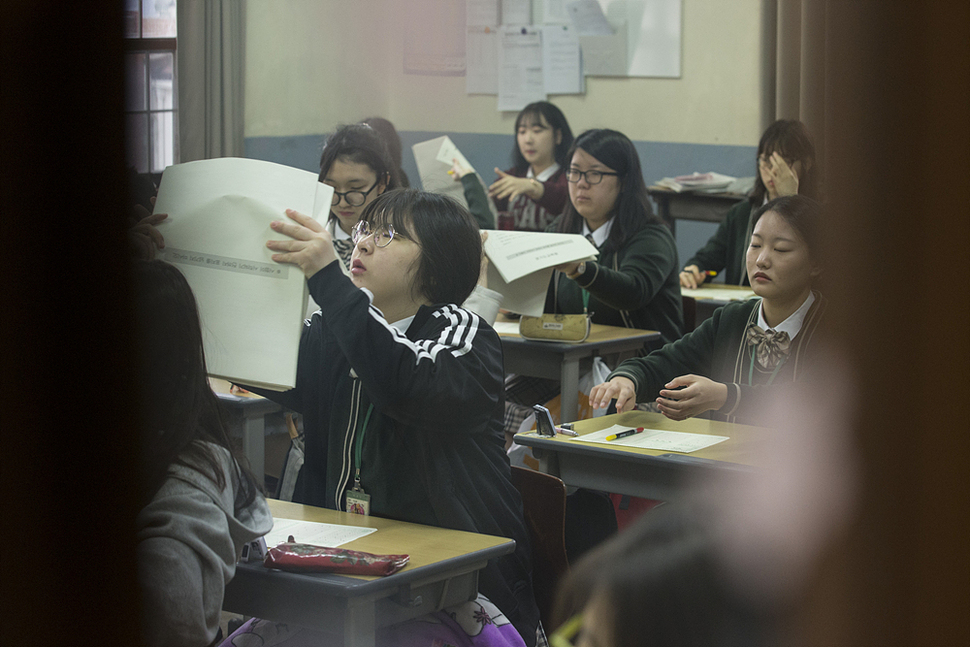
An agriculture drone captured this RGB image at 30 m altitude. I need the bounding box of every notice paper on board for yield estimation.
[484,230,597,316]
[573,425,729,453]
[153,157,333,391]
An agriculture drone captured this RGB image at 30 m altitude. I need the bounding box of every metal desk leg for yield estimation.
[242,416,265,480]
[343,599,376,647]
[560,357,581,423]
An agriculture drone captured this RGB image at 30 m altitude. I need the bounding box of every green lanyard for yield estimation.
[582,288,590,314]
[747,346,787,387]
[352,403,375,492]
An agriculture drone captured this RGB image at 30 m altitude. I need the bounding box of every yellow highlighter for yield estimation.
[605,427,644,441]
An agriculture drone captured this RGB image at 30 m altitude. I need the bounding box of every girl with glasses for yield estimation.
[503,129,684,442]
[590,195,825,425]
[318,124,401,270]
[680,119,819,289]
[453,101,574,231]
[241,189,541,646]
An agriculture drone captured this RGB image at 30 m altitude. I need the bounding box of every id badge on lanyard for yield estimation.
[345,403,375,516]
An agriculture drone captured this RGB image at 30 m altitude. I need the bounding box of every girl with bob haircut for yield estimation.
[134,260,272,647]
[591,194,826,425]
[681,119,819,288]
[455,101,574,231]
[250,189,541,645]
[318,123,401,269]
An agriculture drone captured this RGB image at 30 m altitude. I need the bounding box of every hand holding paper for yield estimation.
[267,209,338,278]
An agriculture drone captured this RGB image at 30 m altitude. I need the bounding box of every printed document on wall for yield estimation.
[467,25,499,94]
[467,0,499,26]
[153,158,333,391]
[501,0,531,25]
[542,24,583,94]
[498,26,545,111]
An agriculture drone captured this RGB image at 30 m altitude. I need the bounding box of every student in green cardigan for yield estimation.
[590,194,825,425]
[680,119,819,289]
[504,129,684,438]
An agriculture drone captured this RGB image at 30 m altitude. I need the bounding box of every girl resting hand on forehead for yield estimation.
[680,119,820,289]
[249,189,541,646]
[590,194,826,425]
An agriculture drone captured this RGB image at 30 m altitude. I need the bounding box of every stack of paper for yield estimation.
[412,136,498,226]
[153,157,333,390]
[655,172,737,193]
[484,230,597,316]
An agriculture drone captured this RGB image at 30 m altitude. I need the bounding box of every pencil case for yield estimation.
[519,313,591,343]
[264,538,409,576]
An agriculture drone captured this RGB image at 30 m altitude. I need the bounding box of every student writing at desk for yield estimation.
[252,190,541,645]
[591,195,826,425]
[454,101,574,231]
[680,119,819,289]
[133,261,272,647]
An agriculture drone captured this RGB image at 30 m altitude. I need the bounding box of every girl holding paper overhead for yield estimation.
[590,195,826,425]
[318,124,401,269]
[454,101,574,231]
[680,119,819,289]
[259,189,541,645]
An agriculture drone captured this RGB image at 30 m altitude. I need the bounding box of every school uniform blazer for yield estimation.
[460,166,569,231]
[685,199,755,286]
[608,293,826,425]
[261,261,540,645]
[545,216,685,347]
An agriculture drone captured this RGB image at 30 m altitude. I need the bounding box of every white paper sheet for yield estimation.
[264,518,377,549]
[434,136,476,171]
[567,0,614,35]
[153,158,332,390]
[412,136,497,225]
[543,0,570,24]
[484,230,597,283]
[467,0,499,26]
[498,26,546,111]
[486,263,553,317]
[466,25,500,94]
[573,424,729,453]
[501,0,531,24]
[542,24,583,94]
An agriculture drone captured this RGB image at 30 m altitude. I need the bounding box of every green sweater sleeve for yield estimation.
[609,310,719,401]
[459,173,495,230]
[684,199,752,284]
[573,225,678,313]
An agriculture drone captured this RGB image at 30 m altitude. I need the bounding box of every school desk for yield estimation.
[496,322,662,423]
[681,284,758,326]
[210,377,282,480]
[647,187,746,236]
[513,410,764,501]
[223,499,516,646]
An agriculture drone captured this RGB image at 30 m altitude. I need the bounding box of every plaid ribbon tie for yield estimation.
[745,323,791,369]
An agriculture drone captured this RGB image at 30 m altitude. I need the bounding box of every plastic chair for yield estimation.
[509,466,569,629]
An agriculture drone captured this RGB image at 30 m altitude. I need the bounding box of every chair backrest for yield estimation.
[682,294,697,332]
[510,465,569,629]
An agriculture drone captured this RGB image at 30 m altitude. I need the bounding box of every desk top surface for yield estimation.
[514,410,766,467]
[264,499,515,582]
[647,187,749,202]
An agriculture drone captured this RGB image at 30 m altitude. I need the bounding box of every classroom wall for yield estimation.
[244,0,763,263]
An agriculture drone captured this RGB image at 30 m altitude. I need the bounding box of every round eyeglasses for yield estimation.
[565,168,620,185]
[330,181,380,207]
[351,221,400,248]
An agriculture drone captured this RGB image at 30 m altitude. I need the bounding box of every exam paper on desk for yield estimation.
[573,424,728,453]
[263,518,377,549]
